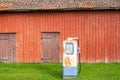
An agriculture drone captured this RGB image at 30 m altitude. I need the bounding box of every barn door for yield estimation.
[41,32,60,62]
[0,33,16,62]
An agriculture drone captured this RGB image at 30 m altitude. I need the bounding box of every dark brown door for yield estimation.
[0,33,16,62]
[41,32,60,62]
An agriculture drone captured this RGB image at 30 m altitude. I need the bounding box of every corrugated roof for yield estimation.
[0,0,120,11]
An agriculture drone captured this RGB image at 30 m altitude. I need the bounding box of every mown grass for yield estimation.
[0,62,120,80]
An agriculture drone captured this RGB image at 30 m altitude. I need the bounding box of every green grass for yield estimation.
[0,62,120,80]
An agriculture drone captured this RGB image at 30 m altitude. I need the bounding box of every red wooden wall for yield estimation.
[0,11,120,63]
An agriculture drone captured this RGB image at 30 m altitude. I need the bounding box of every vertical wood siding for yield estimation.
[0,11,119,63]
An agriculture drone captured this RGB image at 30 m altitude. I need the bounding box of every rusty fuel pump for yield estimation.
[62,37,80,79]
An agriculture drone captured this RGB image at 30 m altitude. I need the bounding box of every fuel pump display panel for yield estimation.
[65,43,74,55]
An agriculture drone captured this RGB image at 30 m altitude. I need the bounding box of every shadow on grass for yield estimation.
[37,63,82,80]
[37,63,63,79]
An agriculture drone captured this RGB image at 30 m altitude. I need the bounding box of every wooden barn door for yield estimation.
[0,33,16,62]
[41,32,60,62]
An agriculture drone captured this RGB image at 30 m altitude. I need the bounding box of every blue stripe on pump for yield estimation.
[63,67,78,76]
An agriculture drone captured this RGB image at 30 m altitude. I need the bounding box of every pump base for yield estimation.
[63,76,77,79]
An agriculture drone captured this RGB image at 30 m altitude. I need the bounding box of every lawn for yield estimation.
[0,62,120,80]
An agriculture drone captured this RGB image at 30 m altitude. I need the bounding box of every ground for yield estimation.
[0,62,120,80]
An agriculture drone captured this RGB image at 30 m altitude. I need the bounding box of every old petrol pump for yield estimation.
[63,37,80,79]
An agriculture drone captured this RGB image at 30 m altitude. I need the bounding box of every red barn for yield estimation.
[0,0,120,63]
